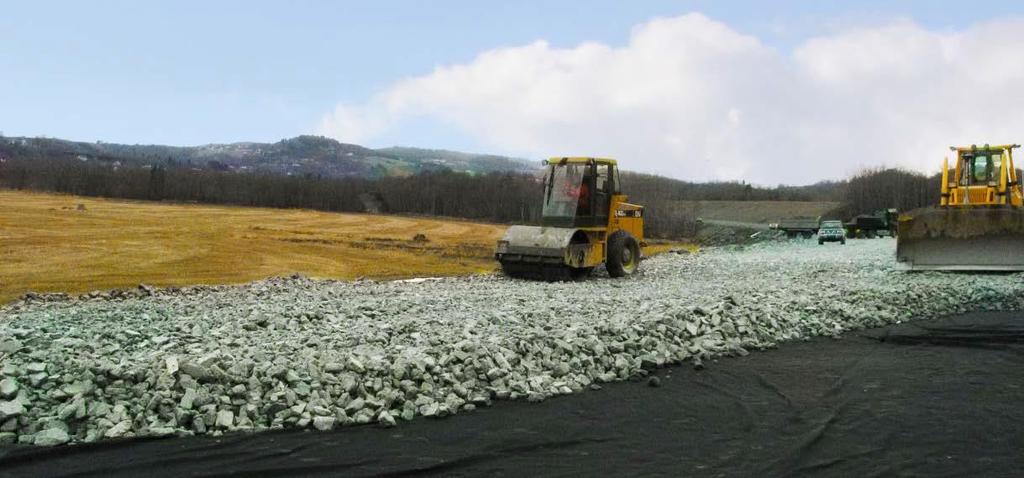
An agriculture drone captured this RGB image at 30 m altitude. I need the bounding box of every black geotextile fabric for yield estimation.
[2,311,1024,478]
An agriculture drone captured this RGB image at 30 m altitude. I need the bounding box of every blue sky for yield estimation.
[2,1,1024,183]
[0,0,1016,146]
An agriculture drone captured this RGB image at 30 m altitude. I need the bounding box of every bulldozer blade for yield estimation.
[896,207,1024,271]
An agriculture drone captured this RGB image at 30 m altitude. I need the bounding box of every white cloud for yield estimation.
[318,13,1024,185]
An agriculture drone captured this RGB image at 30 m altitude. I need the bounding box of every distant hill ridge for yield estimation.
[0,134,537,179]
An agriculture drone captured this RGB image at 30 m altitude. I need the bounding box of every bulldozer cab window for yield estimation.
[964,152,1003,185]
[973,155,990,183]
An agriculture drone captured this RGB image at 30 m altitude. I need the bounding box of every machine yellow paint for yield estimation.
[940,144,1023,207]
[897,144,1024,271]
[566,194,646,269]
[495,157,645,280]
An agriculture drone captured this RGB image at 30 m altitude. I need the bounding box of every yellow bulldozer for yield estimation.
[896,144,1024,271]
[495,157,644,280]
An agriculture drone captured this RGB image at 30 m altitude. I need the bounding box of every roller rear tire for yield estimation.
[607,231,640,278]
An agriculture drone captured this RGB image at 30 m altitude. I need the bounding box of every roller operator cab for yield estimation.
[495,157,645,281]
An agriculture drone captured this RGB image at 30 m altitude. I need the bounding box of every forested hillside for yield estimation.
[0,135,535,179]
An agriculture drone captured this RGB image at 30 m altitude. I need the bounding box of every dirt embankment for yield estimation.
[677,200,839,224]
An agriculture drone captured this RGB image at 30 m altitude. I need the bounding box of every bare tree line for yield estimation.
[0,146,953,239]
[828,167,941,218]
[0,155,546,222]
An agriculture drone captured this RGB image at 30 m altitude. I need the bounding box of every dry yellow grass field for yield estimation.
[0,190,692,303]
[0,190,509,303]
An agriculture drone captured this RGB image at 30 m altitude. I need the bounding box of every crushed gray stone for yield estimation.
[0,239,1021,446]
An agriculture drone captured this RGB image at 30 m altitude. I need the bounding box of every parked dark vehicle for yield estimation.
[769,216,820,239]
[845,208,898,238]
[818,220,846,245]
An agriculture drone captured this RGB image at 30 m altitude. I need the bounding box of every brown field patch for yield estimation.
[0,190,509,303]
[0,189,691,303]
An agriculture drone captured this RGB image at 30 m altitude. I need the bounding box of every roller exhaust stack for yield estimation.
[896,144,1024,271]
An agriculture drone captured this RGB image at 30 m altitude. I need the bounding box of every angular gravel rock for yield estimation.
[33,428,70,446]
[0,378,18,399]
[0,401,25,421]
[1,239,1021,446]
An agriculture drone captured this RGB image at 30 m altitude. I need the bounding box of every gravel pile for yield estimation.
[1,239,1021,446]
[695,225,762,246]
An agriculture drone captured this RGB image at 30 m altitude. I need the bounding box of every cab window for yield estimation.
[594,164,610,217]
[542,164,587,218]
[972,155,990,183]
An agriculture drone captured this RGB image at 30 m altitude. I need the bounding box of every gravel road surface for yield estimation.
[0,238,1021,446]
[4,311,1020,477]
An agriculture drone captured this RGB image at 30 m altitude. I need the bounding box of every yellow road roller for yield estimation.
[896,144,1024,271]
[495,157,644,280]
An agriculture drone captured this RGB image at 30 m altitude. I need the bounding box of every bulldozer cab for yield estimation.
[960,148,1006,186]
[942,144,1022,207]
[541,157,619,227]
